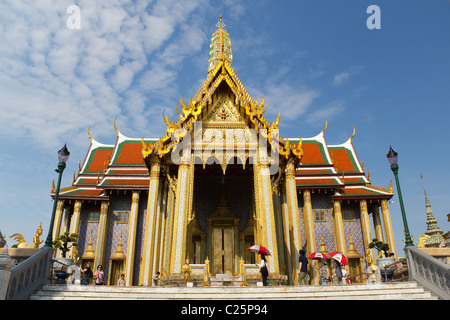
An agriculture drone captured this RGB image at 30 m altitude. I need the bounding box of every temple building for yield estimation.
[51,18,396,286]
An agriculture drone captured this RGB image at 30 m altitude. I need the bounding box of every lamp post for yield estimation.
[386,146,414,247]
[45,144,70,247]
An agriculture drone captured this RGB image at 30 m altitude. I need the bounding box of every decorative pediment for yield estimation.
[141,17,303,164]
[204,98,245,123]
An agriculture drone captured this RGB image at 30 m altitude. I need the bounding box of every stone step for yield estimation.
[30,282,438,300]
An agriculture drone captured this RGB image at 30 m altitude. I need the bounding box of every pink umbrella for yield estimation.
[308,252,330,260]
[329,251,348,265]
[247,245,271,256]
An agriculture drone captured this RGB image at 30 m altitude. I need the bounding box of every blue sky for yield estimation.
[0,0,448,256]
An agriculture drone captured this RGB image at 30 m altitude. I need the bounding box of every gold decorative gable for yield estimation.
[204,98,245,123]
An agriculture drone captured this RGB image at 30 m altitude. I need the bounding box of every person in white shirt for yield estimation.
[256,254,269,286]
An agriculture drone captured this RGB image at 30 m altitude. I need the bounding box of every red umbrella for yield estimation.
[308,252,330,260]
[247,245,271,256]
[329,251,348,265]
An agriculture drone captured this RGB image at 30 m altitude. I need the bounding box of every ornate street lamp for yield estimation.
[45,144,70,247]
[386,146,414,247]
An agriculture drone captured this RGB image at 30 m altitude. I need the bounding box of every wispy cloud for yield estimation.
[332,66,364,86]
[305,100,345,125]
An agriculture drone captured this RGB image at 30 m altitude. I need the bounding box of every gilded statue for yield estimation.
[182,258,192,285]
[365,249,380,284]
[10,221,43,248]
[365,249,376,266]
[417,234,431,248]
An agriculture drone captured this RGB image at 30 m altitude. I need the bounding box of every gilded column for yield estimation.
[169,158,191,274]
[152,179,165,280]
[258,157,279,274]
[252,162,263,248]
[272,186,284,275]
[302,189,317,284]
[125,191,140,286]
[332,200,346,254]
[62,205,72,234]
[381,199,397,260]
[94,200,110,269]
[359,200,373,257]
[52,200,65,240]
[285,158,302,285]
[280,183,292,283]
[52,200,64,257]
[372,205,384,243]
[157,180,169,275]
[163,182,176,273]
[141,155,161,285]
[69,200,82,235]
[68,200,82,258]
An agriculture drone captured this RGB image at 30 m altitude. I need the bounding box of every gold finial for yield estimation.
[216,14,225,29]
[51,180,55,193]
[350,125,356,139]
[322,120,328,133]
[114,117,119,136]
[72,171,76,185]
[389,179,393,193]
[87,126,92,140]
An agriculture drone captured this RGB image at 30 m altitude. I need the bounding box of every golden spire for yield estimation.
[216,14,225,29]
[81,233,95,260]
[420,173,444,247]
[208,15,233,73]
[110,234,126,260]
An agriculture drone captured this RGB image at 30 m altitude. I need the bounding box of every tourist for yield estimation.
[256,254,269,286]
[94,265,105,285]
[341,265,348,284]
[297,250,309,285]
[81,263,93,285]
[333,260,343,285]
[117,274,126,286]
[319,262,329,285]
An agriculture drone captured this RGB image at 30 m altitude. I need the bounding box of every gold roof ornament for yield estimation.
[208,15,233,73]
[322,120,328,133]
[114,117,119,137]
[87,126,92,141]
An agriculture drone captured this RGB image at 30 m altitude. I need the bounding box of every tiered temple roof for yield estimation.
[54,125,392,201]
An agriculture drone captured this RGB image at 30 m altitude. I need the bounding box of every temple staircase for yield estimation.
[30,281,437,300]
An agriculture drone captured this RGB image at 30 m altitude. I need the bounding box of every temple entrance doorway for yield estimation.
[211,224,235,275]
[192,161,254,276]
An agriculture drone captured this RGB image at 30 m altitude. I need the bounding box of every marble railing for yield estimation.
[5,247,53,300]
[404,246,450,300]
